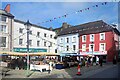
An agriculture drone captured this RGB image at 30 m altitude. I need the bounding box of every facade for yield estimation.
[56,20,120,62]
[55,22,79,56]
[57,33,79,56]
[1,5,57,54]
[13,19,56,53]
[78,20,120,62]
[0,6,14,52]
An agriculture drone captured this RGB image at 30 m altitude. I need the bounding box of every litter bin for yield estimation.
[55,64,63,69]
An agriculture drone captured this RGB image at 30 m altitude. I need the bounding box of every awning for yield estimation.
[0,51,27,56]
[60,53,77,56]
[29,52,60,56]
[0,52,60,56]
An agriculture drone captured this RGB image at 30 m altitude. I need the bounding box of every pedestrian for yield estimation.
[96,56,99,65]
[99,56,103,67]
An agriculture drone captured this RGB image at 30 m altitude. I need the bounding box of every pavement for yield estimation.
[1,62,119,79]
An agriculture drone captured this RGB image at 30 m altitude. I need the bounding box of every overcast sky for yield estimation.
[1,1,118,29]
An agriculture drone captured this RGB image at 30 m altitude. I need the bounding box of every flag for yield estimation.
[96,5,98,7]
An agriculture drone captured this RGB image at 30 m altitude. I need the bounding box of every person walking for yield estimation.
[99,56,103,67]
[96,56,99,65]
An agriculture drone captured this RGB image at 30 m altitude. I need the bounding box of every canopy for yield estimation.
[0,51,27,56]
[29,52,60,56]
[0,51,59,56]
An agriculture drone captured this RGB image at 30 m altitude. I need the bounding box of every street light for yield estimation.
[91,42,94,65]
[48,45,50,53]
[24,20,31,74]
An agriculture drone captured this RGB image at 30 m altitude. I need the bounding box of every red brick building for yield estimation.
[78,20,120,62]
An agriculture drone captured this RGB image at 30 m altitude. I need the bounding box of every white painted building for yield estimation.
[13,19,56,53]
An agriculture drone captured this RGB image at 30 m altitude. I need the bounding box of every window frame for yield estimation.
[19,28,23,33]
[0,25,6,33]
[82,35,86,42]
[73,45,76,51]
[19,38,23,45]
[72,36,76,43]
[0,37,7,47]
[90,34,94,42]
[44,33,47,37]
[66,45,69,51]
[99,43,106,51]
[100,33,105,40]
[29,40,32,46]
[89,44,94,51]
[66,37,69,43]
[82,44,86,51]
[44,41,47,47]
[37,32,40,37]
[37,40,40,47]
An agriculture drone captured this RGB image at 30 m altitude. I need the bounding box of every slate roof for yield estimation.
[57,20,120,36]
[0,9,14,18]
[14,19,51,30]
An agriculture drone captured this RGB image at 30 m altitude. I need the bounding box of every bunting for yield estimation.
[38,2,107,24]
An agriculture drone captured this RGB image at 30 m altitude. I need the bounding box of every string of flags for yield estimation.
[38,2,107,24]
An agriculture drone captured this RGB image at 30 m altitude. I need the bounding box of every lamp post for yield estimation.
[48,46,50,53]
[91,42,94,65]
[24,20,31,75]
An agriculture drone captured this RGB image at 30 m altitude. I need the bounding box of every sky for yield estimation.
[1,1,118,29]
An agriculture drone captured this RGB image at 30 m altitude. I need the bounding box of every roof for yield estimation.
[57,20,120,36]
[14,19,51,31]
[0,9,14,18]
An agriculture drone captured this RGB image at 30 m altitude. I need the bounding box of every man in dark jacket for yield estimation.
[99,56,103,67]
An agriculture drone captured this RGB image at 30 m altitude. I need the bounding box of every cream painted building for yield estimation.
[0,9,14,52]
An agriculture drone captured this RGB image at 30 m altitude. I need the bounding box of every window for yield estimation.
[1,16,7,22]
[19,28,23,33]
[29,30,32,35]
[82,35,86,42]
[90,34,94,42]
[37,41,40,47]
[99,43,106,51]
[0,25,6,33]
[44,33,47,37]
[44,41,47,47]
[89,44,94,51]
[72,37,76,42]
[37,32,40,37]
[100,33,105,40]
[19,39,23,45]
[73,45,76,51]
[0,37,6,47]
[82,44,86,51]
[66,38,69,43]
[29,40,32,46]
[50,35,52,38]
[50,42,52,47]
[60,38,63,43]
[66,45,69,51]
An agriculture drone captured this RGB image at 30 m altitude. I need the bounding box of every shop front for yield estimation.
[80,51,107,62]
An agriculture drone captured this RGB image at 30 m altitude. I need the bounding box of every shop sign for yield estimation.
[80,51,107,55]
[13,48,47,53]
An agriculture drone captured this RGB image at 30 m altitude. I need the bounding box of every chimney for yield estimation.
[49,27,53,31]
[62,22,69,29]
[4,4,10,13]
